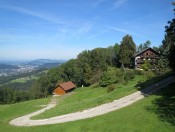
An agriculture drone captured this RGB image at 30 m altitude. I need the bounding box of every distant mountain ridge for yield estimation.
[37,62,62,69]
[27,59,66,66]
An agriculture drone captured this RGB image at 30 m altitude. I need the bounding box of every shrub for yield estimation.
[115,68,125,83]
[134,69,144,75]
[144,70,155,80]
[100,67,124,87]
[107,85,116,93]
[99,67,116,86]
[91,83,99,88]
[142,60,151,71]
[124,70,135,82]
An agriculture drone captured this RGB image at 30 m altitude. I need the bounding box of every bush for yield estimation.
[134,70,144,75]
[100,67,116,86]
[107,85,116,93]
[100,67,124,87]
[142,60,151,71]
[144,70,155,80]
[124,70,135,82]
[91,83,99,88]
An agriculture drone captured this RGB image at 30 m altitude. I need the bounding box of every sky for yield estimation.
[0,0,174,60]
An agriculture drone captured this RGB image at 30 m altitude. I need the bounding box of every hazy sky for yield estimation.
[0,0,174,60]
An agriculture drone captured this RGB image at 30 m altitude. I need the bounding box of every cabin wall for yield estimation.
[54,87,66,95]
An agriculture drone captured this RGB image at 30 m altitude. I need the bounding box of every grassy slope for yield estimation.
[0,75,174,132]
[0,98,50,132]
[32,75,144,119]
[0,83,174,132]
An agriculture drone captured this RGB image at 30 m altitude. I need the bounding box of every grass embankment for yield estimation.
[32,75,145,119]
[0,82,174,132]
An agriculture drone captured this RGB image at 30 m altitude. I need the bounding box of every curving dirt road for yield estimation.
[10,76,175,126]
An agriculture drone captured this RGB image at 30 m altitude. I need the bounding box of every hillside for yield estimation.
[0,64,19,69]
[0,79,174,131]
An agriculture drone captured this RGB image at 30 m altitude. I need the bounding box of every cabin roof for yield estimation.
[134,47,159,57]
[58,81,76,91]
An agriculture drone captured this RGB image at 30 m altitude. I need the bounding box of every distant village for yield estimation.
[0,65,37,76]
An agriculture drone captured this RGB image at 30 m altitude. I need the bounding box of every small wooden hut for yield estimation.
[54,81,76,95]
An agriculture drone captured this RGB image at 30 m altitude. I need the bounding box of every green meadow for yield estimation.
[0,76,174,132]
[10,76,39,83]
[32,75,143,119]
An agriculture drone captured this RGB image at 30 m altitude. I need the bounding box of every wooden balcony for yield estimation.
[136,60,144,64]
[140,55,159,59]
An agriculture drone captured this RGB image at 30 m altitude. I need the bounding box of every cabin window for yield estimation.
[146,53,149,55]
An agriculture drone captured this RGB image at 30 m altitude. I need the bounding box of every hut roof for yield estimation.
[59,81,76,91]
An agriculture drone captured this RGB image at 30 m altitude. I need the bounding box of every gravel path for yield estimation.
[10,76,175,126]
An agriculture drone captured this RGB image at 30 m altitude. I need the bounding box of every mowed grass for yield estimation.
[0,97,50,120]
[0,97,51,132]
[0,81,174,132]
[32,75,145,119]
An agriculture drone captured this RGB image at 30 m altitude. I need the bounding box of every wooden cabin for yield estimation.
[134,47,160,70]
[54,81,76,95]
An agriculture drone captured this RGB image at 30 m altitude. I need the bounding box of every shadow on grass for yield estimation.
[134,72,175,125]
[136,72,174,90]
[145,83,175,125]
